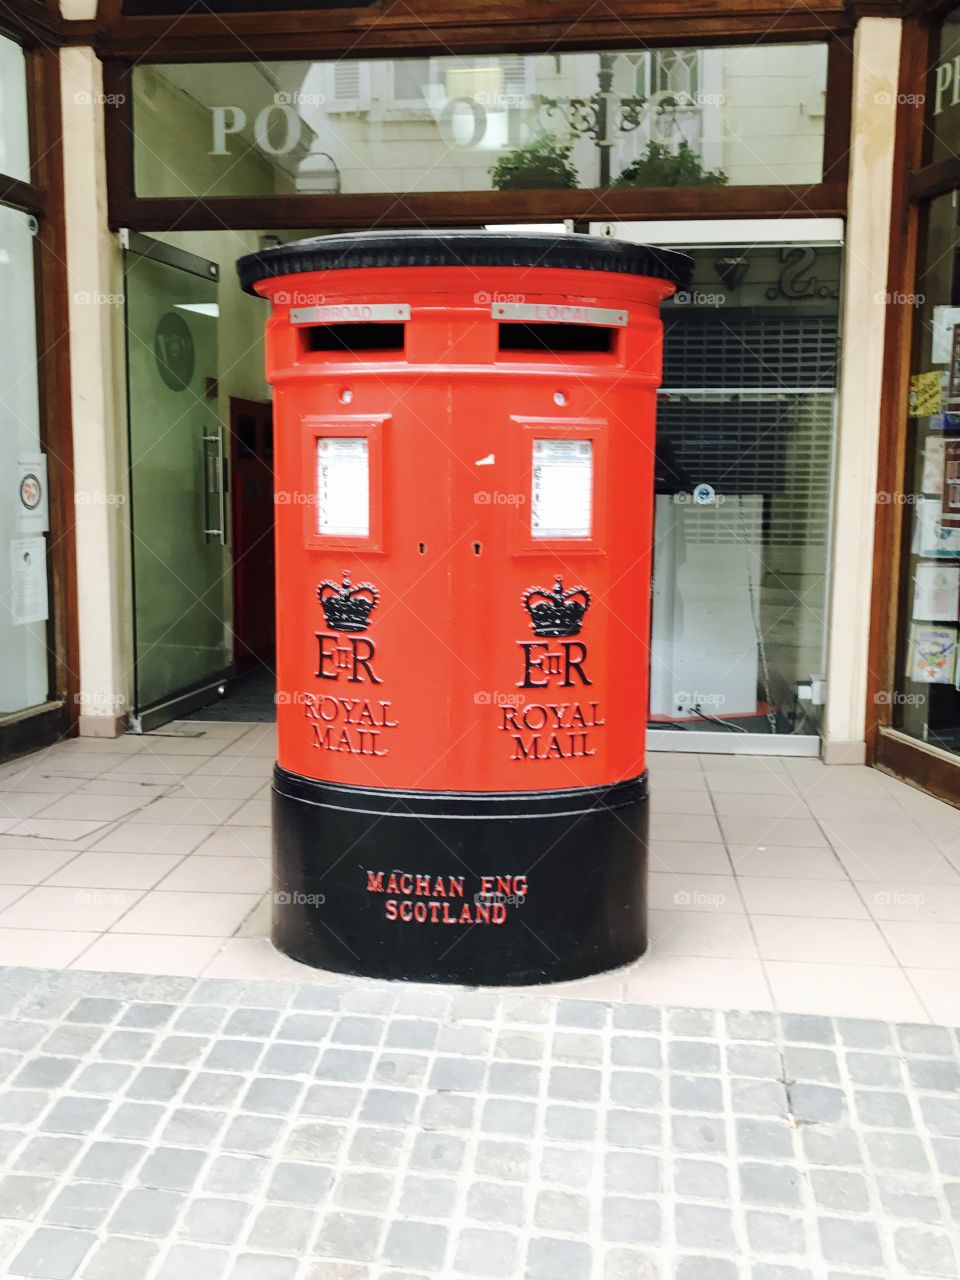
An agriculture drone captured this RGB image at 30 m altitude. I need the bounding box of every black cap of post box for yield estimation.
[237,230,693,296]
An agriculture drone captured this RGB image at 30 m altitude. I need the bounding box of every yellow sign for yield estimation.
[910,370,943,418]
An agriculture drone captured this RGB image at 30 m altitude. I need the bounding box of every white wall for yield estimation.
[823,18,903,763]
[61,48,130,733]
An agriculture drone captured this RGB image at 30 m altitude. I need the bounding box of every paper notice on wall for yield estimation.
[9,537,48,625]
[912,563,960,621]
[932,306,960,363]
[910,371,944,418]
[912,498,960,558]
[947,331,960,414]
[908,622,958,683]
[922,435,946,495]
[942,437,960,529]
[531,439,593,539]
[16,455,48,534]
[316,437,369,537]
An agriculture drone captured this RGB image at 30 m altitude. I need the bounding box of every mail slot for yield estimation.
[238,230,692,985]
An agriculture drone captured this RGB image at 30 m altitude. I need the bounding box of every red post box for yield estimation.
[238,232,691,985]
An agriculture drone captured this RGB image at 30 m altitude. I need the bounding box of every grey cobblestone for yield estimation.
[528,1236,593,1280]
[419,1092,476,1130]
[535,1188,590,1231]
[80,1236,160,1280]
[818,1217,884,1267]
[674,1156,729,1199]
[678,1257,738,1280]
[382,1220,447,1271]
[204,1154,267,1195]
[727,1044,781,1078]
[0,969,957,1278]
[248,1204,316,1252]
[898,1024,954,1055]
[375,1051,429,1088]
[153,1243,230,1279]
[739,1161,803,1208]
[180,1196,249,1244]
[603,1196,661,1244]
[454,1226,519,1277]
[546,1104,598,1141]
[846,1052,902,1087]
[331,1169,392,1213]
[137,1145,205,1191]
[675,1201,734,1250]
[746,1210,808,1255]
[467,1179,526,1225]
[670,1009,716,1037]
[108,1186,184,1236]
[398,1174,458,1218]
[75,1140,145,1182]
[12,1226,95,1279]
[811,1169,870,1213]
[15,1137,82,1176]
[736,1118,795,1159]
[542,1146,594,1188]
[610,1034,661,1069]
[781,1014,834,1045]
[160,1105,225,1147]
[0,1173,57,1218]
[606,1150,660,1194]
[877,1174,941,1222]
[784,1046,840,1083]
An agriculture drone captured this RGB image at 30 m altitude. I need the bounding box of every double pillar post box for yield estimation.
[238,231,691,985]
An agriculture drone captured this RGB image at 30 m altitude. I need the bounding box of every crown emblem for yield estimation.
[522,576,590,637]
[318,571,379,632]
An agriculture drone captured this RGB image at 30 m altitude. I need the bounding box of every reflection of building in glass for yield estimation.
[133,45,827,200]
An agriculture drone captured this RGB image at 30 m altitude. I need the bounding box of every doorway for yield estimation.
[229,396,275,674]
[123,234,232,730]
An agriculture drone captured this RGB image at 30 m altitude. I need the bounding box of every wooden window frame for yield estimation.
[76,0,865,59]
[100,33,853,232]
[0,35,80,760]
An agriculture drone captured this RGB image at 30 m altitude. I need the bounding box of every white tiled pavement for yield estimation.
[0,726,959,1023]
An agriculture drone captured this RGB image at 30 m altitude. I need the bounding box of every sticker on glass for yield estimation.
[316,437,369,537]
[531,439,592,539]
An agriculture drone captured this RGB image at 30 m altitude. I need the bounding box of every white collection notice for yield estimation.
[531,438,593,539]
[9,537,48,626]
[316,437,370,538]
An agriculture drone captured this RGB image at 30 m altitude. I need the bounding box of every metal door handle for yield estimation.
[202,428,226,543]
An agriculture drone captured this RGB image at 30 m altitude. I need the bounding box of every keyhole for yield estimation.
[472,542,482,556]
[418,542,426,555]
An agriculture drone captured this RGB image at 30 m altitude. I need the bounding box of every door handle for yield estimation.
[202,427,227,544]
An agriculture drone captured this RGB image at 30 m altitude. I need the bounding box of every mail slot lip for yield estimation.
[290,303,411,325]
[492,301,628,327]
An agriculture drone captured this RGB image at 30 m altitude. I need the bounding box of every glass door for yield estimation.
[0,205,50,718]
[124,234,231,728]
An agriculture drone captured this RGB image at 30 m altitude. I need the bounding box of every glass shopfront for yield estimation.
[871,3,960,799]
[650,236,840,748]
[0,34,57,727]
[891,192,960,754]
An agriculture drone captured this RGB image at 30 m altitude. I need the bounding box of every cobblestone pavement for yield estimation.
[0,969,957,1279]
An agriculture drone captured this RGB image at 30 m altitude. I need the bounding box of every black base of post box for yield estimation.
[271,765,648,986]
